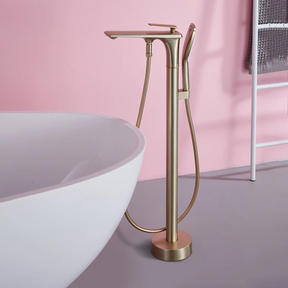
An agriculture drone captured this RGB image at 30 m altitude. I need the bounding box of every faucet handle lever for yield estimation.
[148,23,177,34]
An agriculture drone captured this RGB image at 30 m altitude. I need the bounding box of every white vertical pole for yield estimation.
[251,0,259,181]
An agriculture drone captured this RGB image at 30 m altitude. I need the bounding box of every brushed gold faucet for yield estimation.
[105,23,199,261]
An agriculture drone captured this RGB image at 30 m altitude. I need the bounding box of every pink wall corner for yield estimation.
[1,0,288,181]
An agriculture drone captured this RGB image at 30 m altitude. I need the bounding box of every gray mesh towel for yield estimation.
[245,0,288,74]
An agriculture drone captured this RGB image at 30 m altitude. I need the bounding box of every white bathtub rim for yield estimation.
[0,111,146,203]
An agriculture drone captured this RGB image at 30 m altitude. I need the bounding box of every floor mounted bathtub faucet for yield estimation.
[105,23,199,261]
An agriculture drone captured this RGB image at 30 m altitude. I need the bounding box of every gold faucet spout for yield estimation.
[104,30,182,39]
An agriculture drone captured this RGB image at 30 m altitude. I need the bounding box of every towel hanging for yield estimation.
[245,0,288,74]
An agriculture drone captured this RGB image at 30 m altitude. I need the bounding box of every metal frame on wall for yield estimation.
[250,0,288,181]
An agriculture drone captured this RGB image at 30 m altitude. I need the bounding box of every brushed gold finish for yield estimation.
[166,64,179,243]
[105,23,200,261]
[148,23,177,29]
[136,40,152,128]
[104,30,181,40]
[125,210,166,233]
[178,24,199,223]
[124,97,199,234]
[148,23,178,34]
[151,230,192,261]
[178,90,189,100]
[124,38,167,234]
[182,24,196,93]
[178,98,200,223]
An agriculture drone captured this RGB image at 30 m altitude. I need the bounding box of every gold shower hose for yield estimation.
[125,43,200,233]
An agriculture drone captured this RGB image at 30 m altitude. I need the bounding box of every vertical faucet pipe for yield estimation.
[162,38,181,243]
[166,61,179,243]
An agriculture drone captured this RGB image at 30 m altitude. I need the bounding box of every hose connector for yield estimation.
[145,39,153,57]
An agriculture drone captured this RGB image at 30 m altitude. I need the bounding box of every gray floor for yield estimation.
[69,161,288,288]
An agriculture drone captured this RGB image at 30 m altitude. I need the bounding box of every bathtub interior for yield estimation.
[0,112,141,200]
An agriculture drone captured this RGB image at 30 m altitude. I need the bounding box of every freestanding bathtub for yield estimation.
[0,112,145,288]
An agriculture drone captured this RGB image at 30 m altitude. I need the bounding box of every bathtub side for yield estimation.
[0,149,144,288]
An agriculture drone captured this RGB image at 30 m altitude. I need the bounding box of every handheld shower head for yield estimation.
[182,23,196,92]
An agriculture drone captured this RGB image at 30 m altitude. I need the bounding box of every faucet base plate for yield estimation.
[151,230,192,261]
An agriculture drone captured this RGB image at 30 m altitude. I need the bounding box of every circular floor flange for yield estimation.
[151,230,192,261]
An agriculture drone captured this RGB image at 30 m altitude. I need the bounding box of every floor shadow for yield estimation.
[181,162,288,182]
[182,173,249,182]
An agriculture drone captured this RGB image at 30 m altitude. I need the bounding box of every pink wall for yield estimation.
[1,0,288,180]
